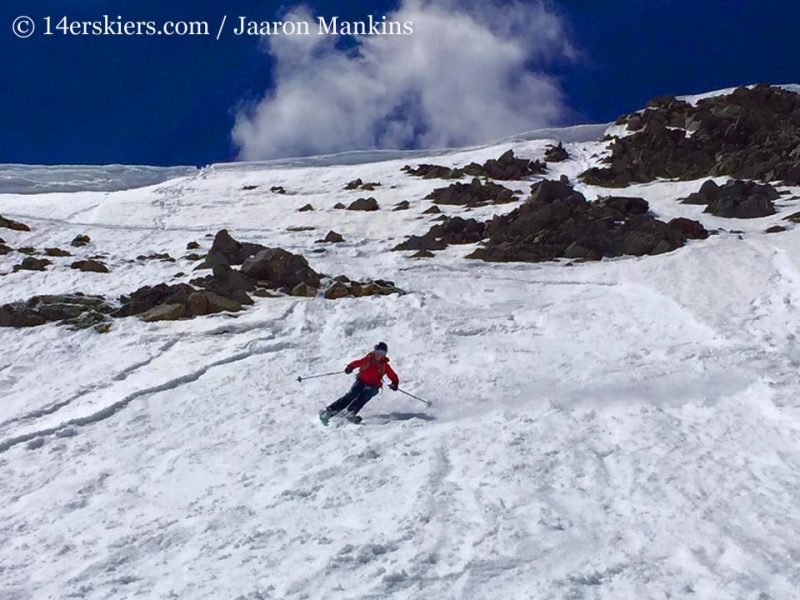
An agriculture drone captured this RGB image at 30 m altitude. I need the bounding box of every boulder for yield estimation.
[318,231,344,243]
[139,303,186,322]
[334,202,346,210]
[426,178,516,207]
[45,247,72,257]
[347,197,380,211]
[766,225,786,233]
[186,241,201,250]
[393,201,411,211]
[203,291,244,313]
[271,186,286,194]
[544,143,569,163]
[0,303,46,328]
[462,150,547,180]
[402,164,465,179]
[596,196,650,216]
[71,234,91,247]
[411,250,435,258]
[290,283,318,297]
[667,217,709,240]
[241,248,321,289]
[0,244,11,255]
[299,204,314,212]
[15,257,51,271]
[71,259,109,273]
[324,282,351,300]
[0,215,30,231]
[196,230,266,269]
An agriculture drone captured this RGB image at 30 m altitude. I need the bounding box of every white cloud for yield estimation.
[232,0,576,161]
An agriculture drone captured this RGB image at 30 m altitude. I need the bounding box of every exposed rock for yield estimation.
[458,179,707,263]
[253,289,279,298]
[544,143,569,163]
[196,229,266,269]
[462,150,547,180]
[45,247,72,257]
[185,253,203,261]
[393,201,411,211]
[347,197,380,211]
[423,206,442,214]
[349,280,404,297]
[316,231,344,243]
[116,283,195,317]
[241,248,322,289]
[71,234,91,247]
[203,291,244,313]
[139,303,186,322]
[0,303,46,327]
[595,196,650,216]
[271,186,286,194]
[344,179,381,191]
[667,218,710,240]
[137,252,175,262]
[394,217,488,251]
[0,215,30,232]
[187,241,201,250]
[783,211,800,223]
[411,250,435,258]
[426,178,517,207]
[679,180,778,218]
[15,257,51,272]
[324,282,350,300]
[580,85,800,186]
[766,225,786,233]
[299,204,314,212]
[17,247,37,255]
[242,185,259,191]
[291,282,318,297]
[71,259,109,273]
[334,202,346,210]
[0,244,13,255]
[402,164,465,179]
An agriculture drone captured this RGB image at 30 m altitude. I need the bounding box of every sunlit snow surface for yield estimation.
[1,115,800,600]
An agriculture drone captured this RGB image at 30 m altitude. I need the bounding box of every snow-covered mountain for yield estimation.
[2,86,800,600]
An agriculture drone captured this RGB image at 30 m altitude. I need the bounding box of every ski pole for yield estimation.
[297,371,341,383]
[397,388,433,407]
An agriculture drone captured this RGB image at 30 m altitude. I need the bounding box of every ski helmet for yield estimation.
[374,342,388,353]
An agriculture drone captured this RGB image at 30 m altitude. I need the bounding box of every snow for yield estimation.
[2,130,800,600]
[0,164,197,195]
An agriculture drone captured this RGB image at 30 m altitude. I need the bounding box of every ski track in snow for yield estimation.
[1,134,800,600]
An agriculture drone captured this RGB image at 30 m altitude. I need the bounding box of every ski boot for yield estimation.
[344,412,363,425]
[319,408,334,426]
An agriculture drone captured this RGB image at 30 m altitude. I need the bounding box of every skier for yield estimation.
[319,342,400,424]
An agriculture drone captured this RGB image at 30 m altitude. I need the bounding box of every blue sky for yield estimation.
[1,0,798,166]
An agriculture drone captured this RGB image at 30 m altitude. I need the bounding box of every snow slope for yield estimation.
[1,130,800,600]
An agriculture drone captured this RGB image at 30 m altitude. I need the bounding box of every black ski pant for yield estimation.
[327,380,379,415]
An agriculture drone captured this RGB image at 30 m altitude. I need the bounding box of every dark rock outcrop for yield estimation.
[544,143,569,163]
[196,229,266,270]
[0,215,30,232]
[679,180,778,218]
[347,197,380,211]
[316,231,344,243]
[462,150,547,180]
[426,178,517,207]
[402,164,465,180]
[15,257,51,272]
[581,85,800,187]
[394,217,489,252]
[241,248,322,290]
[71,235,91,247]
[45,248,72,257]
[454,180,709,263]
[71,260,109,273]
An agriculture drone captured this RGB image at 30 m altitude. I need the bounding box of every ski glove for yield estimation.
[389,383,399,391]
[345,366,354,374]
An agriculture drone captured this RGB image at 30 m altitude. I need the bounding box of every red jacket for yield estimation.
[348,352,399,388]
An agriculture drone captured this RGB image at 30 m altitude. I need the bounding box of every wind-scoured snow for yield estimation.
[0,164,197,195]
[1,131,799,600]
